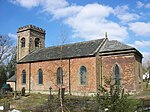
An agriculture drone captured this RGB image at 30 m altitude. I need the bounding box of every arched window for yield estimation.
[35,38,40,47]
[114,64,120,85]
[57,67,63,85]
[38,69,43,84]
[80,66,87,85]
[21,38,25,47]
[22,70,26,84]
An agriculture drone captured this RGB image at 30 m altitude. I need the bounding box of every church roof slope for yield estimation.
[7,75,16,82]
[100,40,134,52]
[18,38,105,63]
[99,40,142,57]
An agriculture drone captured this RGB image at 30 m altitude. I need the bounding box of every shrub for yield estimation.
[96,76,137,112]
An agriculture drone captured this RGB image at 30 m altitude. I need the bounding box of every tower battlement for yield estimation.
[18,24,45,34]
[17,24,45,61]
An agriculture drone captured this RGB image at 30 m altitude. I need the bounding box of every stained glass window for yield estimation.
[57,67,63,85]
[80,66,87,85]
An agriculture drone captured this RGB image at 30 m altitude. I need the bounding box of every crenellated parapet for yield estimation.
[18,24,45,34]
[17,24,45,61]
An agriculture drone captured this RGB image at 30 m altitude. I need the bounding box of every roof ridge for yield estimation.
[18,38,105,63]
[93,38,108,55]
[46,38,105,49]
[19,39,104,62]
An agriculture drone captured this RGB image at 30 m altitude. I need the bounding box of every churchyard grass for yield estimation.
[0,91,150,112]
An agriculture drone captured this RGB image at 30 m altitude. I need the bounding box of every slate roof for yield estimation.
[100,40,134,52]
[99,40,142,57]
[18,38,142,63]
[7,75,16,82]
[18,38,105,63]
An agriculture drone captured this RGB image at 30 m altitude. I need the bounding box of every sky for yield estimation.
[0,0,150,64]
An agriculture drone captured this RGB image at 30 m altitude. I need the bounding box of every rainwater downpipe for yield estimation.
[29,63,31,94]
[69,59,71,95]
[100,57,103,87]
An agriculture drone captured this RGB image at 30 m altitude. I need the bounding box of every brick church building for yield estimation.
[16,25,143,95]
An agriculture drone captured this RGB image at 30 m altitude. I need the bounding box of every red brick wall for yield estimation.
[70,57,97,93]
[17,63,30,91]
[101,53,141,93]
[17,53,142,94]
[17,57,97,94]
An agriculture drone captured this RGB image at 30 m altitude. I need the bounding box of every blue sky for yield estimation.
[0,0,150,64]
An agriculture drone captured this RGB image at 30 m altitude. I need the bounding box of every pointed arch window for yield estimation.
[114,64,121,85]
[57,67,63,85]
[80,66,87,85]
[38,69,43,84]
[35,38,40,47]
[22,70,26,84]
[21,38,25,47]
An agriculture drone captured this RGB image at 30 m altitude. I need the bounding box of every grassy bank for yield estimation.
[0,90,150,112]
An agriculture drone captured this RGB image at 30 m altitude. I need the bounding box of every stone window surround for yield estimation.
[22,69,26,84]
[21,37,25,48]
[79,65,88,85]
[38,68,43,84]
[56,67,63,85]
[35,38,41,48]
[113,63,122,85]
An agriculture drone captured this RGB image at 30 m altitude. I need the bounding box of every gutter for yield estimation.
[17,54,95,64]
[99,48,143,57]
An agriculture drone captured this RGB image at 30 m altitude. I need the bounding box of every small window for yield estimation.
[38,69,43,84]
[80,66,87,85]
[35,38,40,47]
[21,38,25,47]
[114,64,120,85]
[22,70,26,84]
[57,67,63,85]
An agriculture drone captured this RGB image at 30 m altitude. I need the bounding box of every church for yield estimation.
[16,25,143,95]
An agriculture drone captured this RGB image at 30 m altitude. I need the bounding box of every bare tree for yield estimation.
[46,27,70,112]
[0,35,15,88]
[0,35,14,65]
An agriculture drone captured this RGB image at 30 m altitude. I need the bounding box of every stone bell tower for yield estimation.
[17,25,45,61]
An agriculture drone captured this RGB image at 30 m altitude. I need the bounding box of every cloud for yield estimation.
[142,52,150,66]
[134,40,150,48]
[128,40,150,50]
[41,0,69,14]
[114,5,140,23]
[10,0,41,9]
[136,1,144,8]
[129,22,150,37]
[128,40,150,65]
[11,0,129,41]
[136,1,150,9]
[52,5,83,19]
[11,0,69,11]
[8,33,17,39]
[64,3,128,41]
[117,13,140,23]
[145,3,150,8]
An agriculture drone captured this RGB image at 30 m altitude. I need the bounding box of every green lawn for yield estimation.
[0,90,150,112]
[0,93,48,111]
